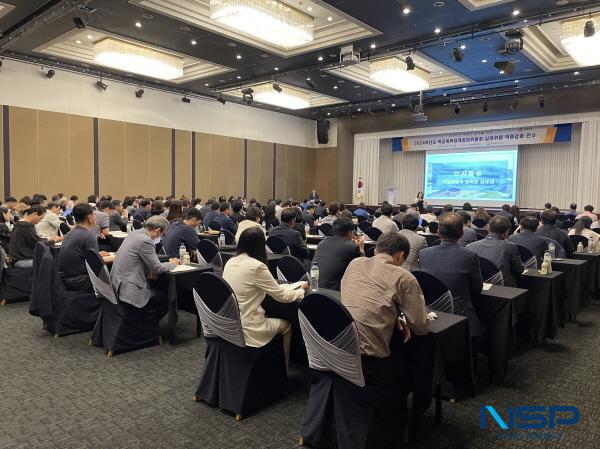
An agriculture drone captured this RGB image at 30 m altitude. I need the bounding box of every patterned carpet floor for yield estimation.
[0,301,598,449]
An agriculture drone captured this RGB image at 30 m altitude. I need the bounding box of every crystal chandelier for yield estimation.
[561,16,600,66]
[253,82,311,109]
[210,0,314,49]
[94,38,184,80]
[370,57,430,92]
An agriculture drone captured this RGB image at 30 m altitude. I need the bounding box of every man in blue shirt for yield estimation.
[162,208,202,257]
[353,202,369,219]
[213,202,238,234]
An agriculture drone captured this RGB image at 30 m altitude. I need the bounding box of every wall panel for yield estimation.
[38,110,70,197]
[210,135,228,198]
[299,147,317,200]
[98,119,126,199]
[125,122,150,196]
[246,140,260,201]
[227,137,245,198]
[275,144,287,200]
[175,130,192,198]
[315,147,338,202]
[195,132,211,201]
[9,107,38,198]
[285,146,299,200]
[258,142,274,203]
[148,126,172,198]
[0,108,4,198]
[68,114,94,198]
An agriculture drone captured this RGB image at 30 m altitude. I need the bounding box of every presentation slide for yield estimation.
[424,148,518,206]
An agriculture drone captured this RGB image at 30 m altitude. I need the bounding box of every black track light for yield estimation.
[367,107,375,116]
[305,77,316,90]
[242,88,254,105]
[482,101,488,112]
[538,95,545,108]
[96,80,107,91]
[454,103,461,114]
[217,93,226,105]
[584,19,596,38]
[46,69,55,79]
[135,88,144,98]
[272,82,282,93]
[405,56,415,70]
[452,47,464,62]
[511,99,519,111]
[73,17,86,29]
[181,96,191,103]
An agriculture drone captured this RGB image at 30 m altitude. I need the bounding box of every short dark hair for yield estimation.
[502,204,511,212]
[457,210,472,225]
[425,205,434,214]
[70,195,78,201]
[376,232,410,257]
[184,207,202,220]
[47,201,60,210]
[305,204,315,211]
[401,214,419,230]
[112,199,122,207]
[87,195,97,203]
[332,217,354,236]
[98,200,114,210]
[584,205,594,212]
[211,202,220,211]
[232,199,243,213]
[219,202,230,212]
[328,202,340,216]
[381,203,393,216]
[570,203,577,211]
[73,203,94,223]
[438,212,464,240]
[280,208,297,224]
[520,216,539,232]
[398,204,408,213]
[140,199,151,208]
[463,202,473,212]
[540,209,557,225]
[24,205,46,216]
[245,206,262,222]
[29,198,43,206]
[442,204,454,213]
[544,202,552,209]
[5,196,16,203]
[237,227,267,265]
[489,215,511,235]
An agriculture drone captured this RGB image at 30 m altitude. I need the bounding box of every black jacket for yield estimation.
[268,224,309,261]
[313,236,361,290]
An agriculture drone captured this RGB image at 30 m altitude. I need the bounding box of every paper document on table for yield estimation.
[170,264,196,272]
[53,242,62,247]
[109,231,128,238]
[482,283,492,291]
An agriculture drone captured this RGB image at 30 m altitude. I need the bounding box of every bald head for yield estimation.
[438,212,464,241]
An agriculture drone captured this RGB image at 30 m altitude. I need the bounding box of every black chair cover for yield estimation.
[319,223,333,237]
[420,219,429,228]
[569,234,589,249]
[276,255,308,283]
[393,220,403,230]
[266,235,290,254]
[357,221,372,233]
[208,221,221,231]
[132,219,143,230]
[365,246,375,258]
[472,218,488,229]
[428,222,439,234]
[196,239,223,268]
[516,244,538,269]
[0,260,33,303]
[479,256,504,285]
[364,227,382,241]
[412,270,453,314]
[424,234,441,246]
[59,222,71,236]
[221,229,235,245]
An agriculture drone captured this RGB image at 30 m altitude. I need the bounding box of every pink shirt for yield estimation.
[576,211,598,222]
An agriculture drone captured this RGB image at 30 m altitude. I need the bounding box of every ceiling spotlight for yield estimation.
[96,80,107,91]
[434,27,441,34]
[217,93,227,105]
[318,56,323,61]
[405,55,416,70]
[482,101,488,112]
[236,54,242,60]
[274,67,279,71]
[305,77,316,90]
[357,108,362,112]
[494,60,515,75]
[73,17,86,29]
[327,16,333,21]
[481,59,487,63]
[181,96,191,103]
[452,47,464,62]
[511,99,519,111]
[135,21,142,28]
[45,69,55,79]
[370,43,376,49]
[403,7,411,15]
[574,71,581,75]
[191,39,197,45]
[272,82,282,93]
[584,19,596,38]
[512,9,520,16]
[454,103,461,114]
[135,88,144,98]
[242,88,254,105]
[333,85,338,90]
[460,44,466,50]
[538,95,545,108]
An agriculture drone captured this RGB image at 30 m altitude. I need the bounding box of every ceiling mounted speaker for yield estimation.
[317,119,330,145]
[494,60,515,75]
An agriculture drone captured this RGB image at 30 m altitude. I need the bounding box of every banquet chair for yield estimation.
[365,246,375,258]
[544,238,566,258]
[393,220,403,230]
[428,222,439,234]
[424,235,441,246]
[29,243,99,336]
[412,270,454,314]
[221,229,235,245]
[298,292,405,449]
[59,222,71,236]
[266,235,291,255]
[276,255,308,283]
[0,247,33,305]
[132,219,143,230]
[472,218,488,229]
[569,234,589,250]
[357,221,372,234]
[65,214,75,226]
[87,250,162,357]
[196,239,223,268]
[192,273,287,420]
[208,221,221,231]
[319,222,333,237]
[479,257,504,285]
[355,215,367,222]
[516,245,538,269]
[475,232,487,241]
[420,219,429,228]
[364,227,382,242]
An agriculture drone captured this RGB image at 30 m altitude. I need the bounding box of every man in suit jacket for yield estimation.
[268,208,310,264]
[495,204,513,222]
[302,204,316,227]
[213,202,238,234]
[372,203,399,234]
[536,209,574,256]
[466,216,524,287]
[110,216,179,311]
[419,212,485,337]
[399,214,427,271]
[458,211,478,247]
[309,190,319,201]
[313,217,364,290]
[509,216,548,266]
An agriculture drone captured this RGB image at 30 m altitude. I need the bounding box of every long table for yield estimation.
[552,258,589,322]
[572,251,600,295]
[518,269,563,342]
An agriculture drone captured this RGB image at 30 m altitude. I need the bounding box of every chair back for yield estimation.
[412,270,453,314]
[318,222,333,237]
[132,219,143,230]
[196,239,223,267]
[475,232,486,241]
[356,215,367,222]
[425,234,441,246]
[221,228,235,245]
[66,214,75,226]
[84,249,117,304]
[516,244,538,269]
[59,222,71,236]
[428,222,439,234]
[365,246,375,258]
[544,238,566,258]
[364,227,382,242]
[192,272,245,347]
[420,219,429,228]
[266,235,291,255]
[393,220,403,230]
[472,218,488,229]
[276,255,308,283]
[208,221,221,231]
[357,221,372,233]
[478,256,504,285]
[569,234,589,249]
[298,292,365,387]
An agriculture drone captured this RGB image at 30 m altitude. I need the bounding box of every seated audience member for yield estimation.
[536,209,574,256]
[315,200,327,218]
[213,202,238,234]
[569,216,599,249]
[372,203,399,234]
[439,204,454,218]
[392,204,408,222]
[408,204,420,219]
[36,201,61,238]
[509,216,549,266]
[10,206,62,267]
[198,198,213,220]
[509,205,521,226]
[0,207,12,252]
[132,199,151,222]
[87,195,98,208]
[341,231,429,384]
[224,227,307,366]
[231,199,245,223]
[110,216,179,311]
[235,206,264,242]
[495,204,513,221]
[94,201,112,240]
[166,200,184,223]
[162,208,201,257]
[466,216,523,287]
[420,213,484,335]
[353,202,370,219]
[474,207,491,224]
[421,206,438,224]
[462,202,475,218]
[30,194,48,207]
[263,204,279,230]
[302,204,316,227]
[314,217,364,290]
[399,214,427,271]
[458,211,478,247]
[544,202,552,210]
[268,208,309,263]
[293,208,307,240]
[4,196,18,222]
[320,202,340,225]
[576,205,598,222]
[150,200,164,217]
[202,201,221,227]
[109,200,128,232]
[274,199,284,221]
[566,203,578,219]
[58,204,113,292]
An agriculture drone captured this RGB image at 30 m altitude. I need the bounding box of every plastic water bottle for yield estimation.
[577,242,584,253]
[589,238,594,254]
[218,233,226,248]
[543,251,552,273]
[310,262,320,292]
[548,242,556,259]
[304,223,310,236]
[179,244,186,264]
[262,220,267,230]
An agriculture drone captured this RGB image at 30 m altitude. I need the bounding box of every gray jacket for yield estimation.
[466,235,524,287]
[110,229,175,308]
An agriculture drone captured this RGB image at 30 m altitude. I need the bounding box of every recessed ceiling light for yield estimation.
[191,39,197,45]
[512,9,520,16]
[327,16,333,21]
[438,71,444,75]
[318,56,323,61]
[204,83,209,86]
[236,54,242,59]
[392,103,396,107]
[87,35,93,40]
[523,19,528,23]
[75,40,82,44]
[434,27,441,34]
[357,108,362,112]
[460,44,466,50]
[180,26,191,32]
[499,70,505,74]
[574,71,580,75]
[308,6,312,11]
[142,13,154,20]
[481,59,487,63]
[135,21,142,28]
[514,79,519,83]
[274,67,279,71]
[327,112,331,116]
[333,85,338,89]
[370,43,376,49]
[236,75,242,79]
[462,87,467,91]
[227,42,237,47]
[403,7,411,15]
[433,1,445,6]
